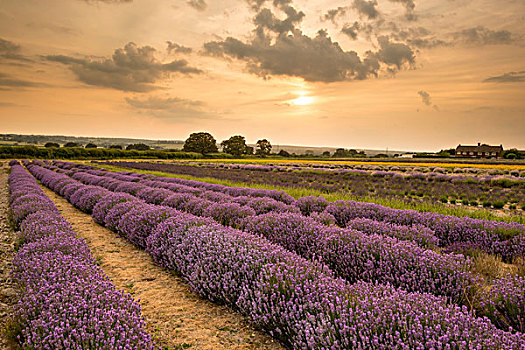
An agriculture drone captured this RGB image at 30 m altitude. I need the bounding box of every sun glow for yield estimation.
[292,96,314,106]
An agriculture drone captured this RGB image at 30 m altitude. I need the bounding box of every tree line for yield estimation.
[1,131,373,159]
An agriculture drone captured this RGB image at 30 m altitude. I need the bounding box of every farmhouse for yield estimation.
[455,143,503,158]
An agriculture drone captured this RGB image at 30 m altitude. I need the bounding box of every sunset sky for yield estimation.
[0,0,524,151]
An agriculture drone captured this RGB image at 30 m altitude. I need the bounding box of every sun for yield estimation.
[292,96,314,106]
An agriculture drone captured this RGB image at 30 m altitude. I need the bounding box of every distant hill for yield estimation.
[0,134,184,150]
[0,134,409,156]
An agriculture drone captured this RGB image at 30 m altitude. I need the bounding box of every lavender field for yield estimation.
[4,158,524,349]
[4,0,525,347]
[99,161,525,214]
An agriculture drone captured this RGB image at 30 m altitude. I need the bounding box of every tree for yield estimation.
[221,135,251,156]
[108,145,123,149]
[182,132,218,155]
[126,143,150,151]
[64,142,80,148]
[278,149,291,157]
[436,150,451,158]
[503,148,522,160]
[256,139,272,155]
[373,153,390,158]
[85,143,98,148]
[44,142,60,148]
[333,148,350,157]
[322,151,331,157]
[333,148,365,158]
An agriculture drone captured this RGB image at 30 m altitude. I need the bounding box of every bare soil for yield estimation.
[39,184,284,350]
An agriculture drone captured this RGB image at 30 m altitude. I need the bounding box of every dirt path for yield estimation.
[0,162,17,349]
[39,184,284,350]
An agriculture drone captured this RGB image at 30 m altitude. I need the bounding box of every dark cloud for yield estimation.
[126,96,204,109]
[254,6,304,34]
[385,25,517,49]
[167,41,193,54]
[342,22,360,40]
[406,37,448,48]
[483,71,525,83]
[42,42,202,92]
[352,0,379,20]
[418,90,439,110]
[204,2,418,82]
[0,37,19,53]
[204,29,381,82]
[453,26,515,45]
[388,0,416,20]
[373,36,415,69]
[417,90,431,105]
[125,95,212,120]
[0,37,32,63]
[246,0,267,12]
[187,0,207,11]
[322,7,349,24]
[0,72,43,89]
[246,0,293,12]
[390,27,449,48]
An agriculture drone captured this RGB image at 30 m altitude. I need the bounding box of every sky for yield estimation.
[0,0,524,151]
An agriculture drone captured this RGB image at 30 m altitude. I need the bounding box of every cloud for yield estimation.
[373,36,415,69]
[25,22,79,36]
[245,0,267,12]
[204,3,417,82]
[389,27,449,48]
[418,90,431,105]
[483,71,525,83]
[125,95,212,120]
[352,0,379,20]
[43,42,202,92]
[342,22,360,40]
[0,37,19,53]
[323,1,378,25]
[81,0,132,3]
[204,29,381,82]
[253,6,304,34]
[388,0,416,20]
[187,0,207,11]
[384,25,517,50]
[0,37,32,63]
[0,72,43,89]
[322,7,349,24]
[167,41,192,54]
[453,26,515,45]
[0,102,21,107]
[418,90,439,110]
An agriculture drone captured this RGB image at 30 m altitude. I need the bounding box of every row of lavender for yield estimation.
[7,161,154,349]
[29,160,525,333]
[84,161,525,260]
[100,161,525,210]
[91,165,438,248]
[40,161,470,302]
[24,161,525,348]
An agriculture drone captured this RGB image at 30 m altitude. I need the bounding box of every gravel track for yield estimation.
[0,162,17,349]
